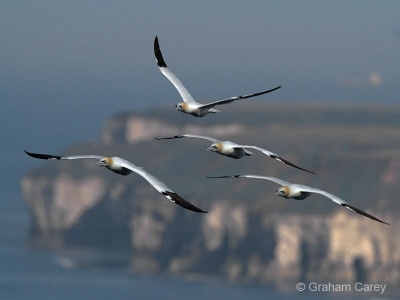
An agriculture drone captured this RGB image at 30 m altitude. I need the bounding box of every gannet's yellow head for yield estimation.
[275,186,290,198]
[207,142,223,152]
[96,157,112,167]
[175,102,188,112]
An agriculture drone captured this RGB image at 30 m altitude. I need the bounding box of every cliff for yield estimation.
[21,103,400,291]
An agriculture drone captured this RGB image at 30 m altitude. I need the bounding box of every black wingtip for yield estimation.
[24,150,61,160]
[342,204,390,226]
[163,191,207,213]
[154,36,167,68]
[207,175,240,179]
[271,155,316,175]
[306,169,316,175]
[155,135,183,140]
[268,85,282,92]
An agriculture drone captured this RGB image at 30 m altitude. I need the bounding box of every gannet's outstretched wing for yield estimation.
[154,36,195,103]
[119,159,208,213]
[24,150,103,161]
[298,186,389,225]
[198,86,282,110]
[156,133,219,143]
[233,145,315,174]
[207,174,291,186]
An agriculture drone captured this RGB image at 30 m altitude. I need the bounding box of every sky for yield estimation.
[1,1,399,168]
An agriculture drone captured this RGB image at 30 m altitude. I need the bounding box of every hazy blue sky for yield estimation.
[1,1,399,160]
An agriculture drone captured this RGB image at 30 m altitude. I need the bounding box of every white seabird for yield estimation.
[156,134,315,174]
[154,36,281,117]
[25,150,207,213]
[208,174,389,225]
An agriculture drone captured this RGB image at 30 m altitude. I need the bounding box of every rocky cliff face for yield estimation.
[21,104,400,290]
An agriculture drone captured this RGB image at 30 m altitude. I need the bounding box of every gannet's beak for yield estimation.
[206,146,213,151]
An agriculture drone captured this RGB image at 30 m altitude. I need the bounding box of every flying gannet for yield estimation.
[207,174,389,225]
[154,36,281,117]
[24,150,207,213]
[156,134,315,174]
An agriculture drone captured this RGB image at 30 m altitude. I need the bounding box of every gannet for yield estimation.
[208,174,389,225]
[24,150,207,213]
[154,36,281,117]
[156,134,315,174]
